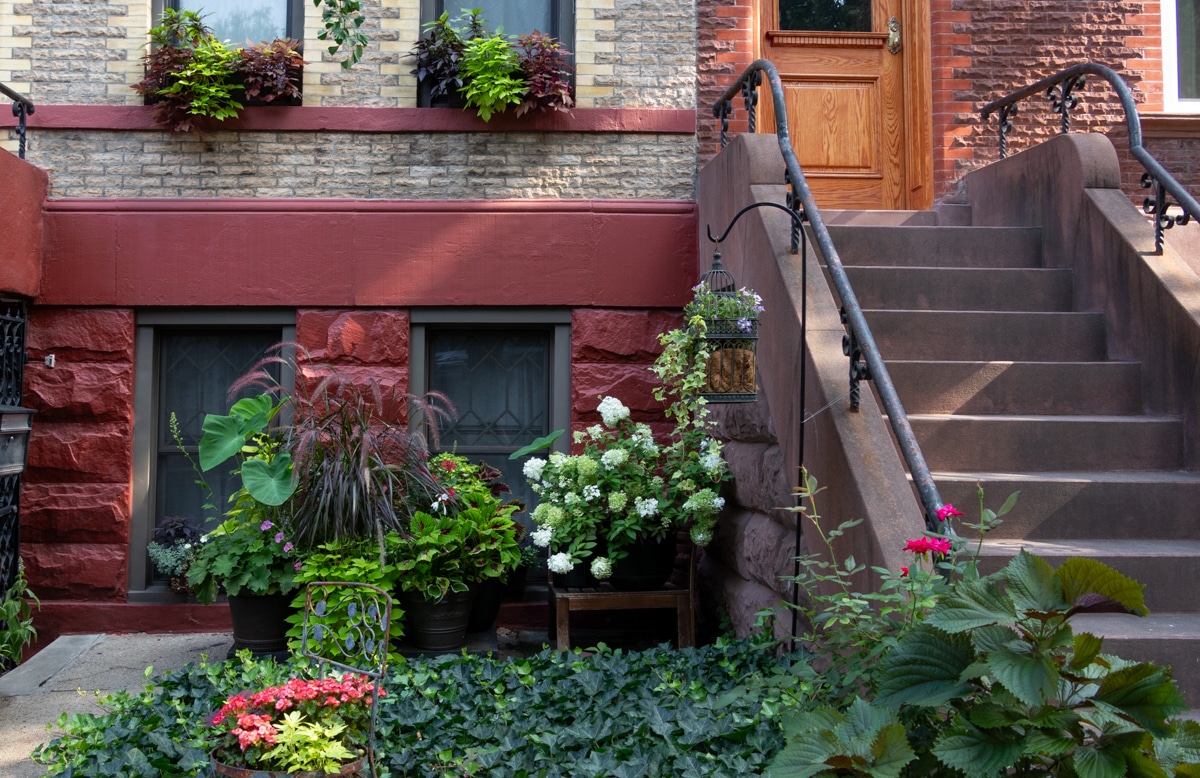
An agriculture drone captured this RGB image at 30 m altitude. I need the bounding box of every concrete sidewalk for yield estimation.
[0,633,234,778]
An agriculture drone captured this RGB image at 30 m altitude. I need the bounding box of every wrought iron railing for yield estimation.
[981,62,1199,255]
[0,299,27,598]
[713,60,946,532]
[1,82,33,160]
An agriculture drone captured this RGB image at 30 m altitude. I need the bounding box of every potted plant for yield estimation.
[408,9,483,108]
[146,515,201,596]
[524,391,729,591]
[684,282,764,401]
[207,673,380,776]
[185,393,301,655]
[514,30,573,116]
[387,490,521,650]
[133,9,305,132]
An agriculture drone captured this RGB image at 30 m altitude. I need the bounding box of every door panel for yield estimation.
[758,0,929,210]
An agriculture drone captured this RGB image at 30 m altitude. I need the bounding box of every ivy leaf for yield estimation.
[926,578,1018,633]
[1003,550,1067,614]
[875,625,975,709]
[1058,557,1149,617]
[932,722,1024,777]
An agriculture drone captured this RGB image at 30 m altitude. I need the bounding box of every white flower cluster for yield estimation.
[523,457,547,482]
[547,552,574,574]
[601,448,628,469]
[635,496,659,518]
[589,556,613,579]
[597,396,630,428]
[582,484,601,502]
[531,526,553,547]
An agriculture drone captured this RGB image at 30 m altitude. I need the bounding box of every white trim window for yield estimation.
[1164,0,1200,112]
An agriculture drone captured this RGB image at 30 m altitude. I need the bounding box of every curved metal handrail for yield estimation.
[712,59,946,532]
[1,82,34,160]
[980,62,1198,254]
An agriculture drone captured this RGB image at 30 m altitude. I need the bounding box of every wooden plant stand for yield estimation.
[549,541,695,651]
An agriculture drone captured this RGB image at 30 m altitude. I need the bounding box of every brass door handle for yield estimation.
[887,16,901,54]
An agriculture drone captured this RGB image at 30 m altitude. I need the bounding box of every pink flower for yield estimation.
[274,532,284,543]
[294,561,303,571]
[440,459,457,471]
[903,537,952,556]
[936,504,964,521]
[283,542,294,553]
[260,520,273,531]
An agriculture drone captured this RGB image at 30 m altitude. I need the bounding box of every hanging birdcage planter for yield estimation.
[686,250,762,403]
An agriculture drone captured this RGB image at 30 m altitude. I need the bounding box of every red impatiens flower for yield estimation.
[903,537,952,556]
[936,503,965,521]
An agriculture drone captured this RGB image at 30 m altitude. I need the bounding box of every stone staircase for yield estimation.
[822,208,1200,704]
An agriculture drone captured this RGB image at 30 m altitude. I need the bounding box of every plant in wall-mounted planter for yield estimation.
[684,280,764,402]
[133,9,305,132]
[409,9,572,120]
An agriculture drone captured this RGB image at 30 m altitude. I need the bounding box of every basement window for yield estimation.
[1164,0,1200,112]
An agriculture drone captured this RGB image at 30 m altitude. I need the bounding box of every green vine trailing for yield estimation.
[312,0,369,68]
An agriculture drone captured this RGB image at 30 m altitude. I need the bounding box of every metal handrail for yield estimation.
[712,59,946,532]
[981,62,1198,254]
[1,82,34,159]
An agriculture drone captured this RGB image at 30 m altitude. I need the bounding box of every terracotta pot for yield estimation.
[209,750,365,777]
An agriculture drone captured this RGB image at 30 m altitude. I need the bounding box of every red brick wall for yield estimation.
[697,0,756,170]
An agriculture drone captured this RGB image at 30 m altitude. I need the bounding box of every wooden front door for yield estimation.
[758,0,931,210]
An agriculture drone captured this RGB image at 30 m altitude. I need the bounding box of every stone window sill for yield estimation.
[1141,113,1200,140]
[0,105,696,134]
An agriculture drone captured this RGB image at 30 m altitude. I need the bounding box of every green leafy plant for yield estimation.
[409,9,485,103]
[312,0,369,68]
[184,392,300,603]
[0,561,39,672]
[686,282,764,333]
[146,516,202,594]
[459,30,524,121]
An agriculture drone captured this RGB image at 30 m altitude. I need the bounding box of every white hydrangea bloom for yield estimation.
[601,448,628,469]
[523,457,547,482]
[590,556,613,579]
[700,451,724,474]
[531,526,553,548]
[547,553,574,574]
[691,527,712,546]
[582,484,601,502]
[597,396,631,428]
[635,497,659,518]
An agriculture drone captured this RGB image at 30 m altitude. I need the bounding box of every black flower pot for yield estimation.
[399,589,474,651]
[227,592,295,656]
[467,579,503,633]
[610,534,677,591]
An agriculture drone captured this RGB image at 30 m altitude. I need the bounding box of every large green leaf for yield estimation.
[1003,550,1068,614]
[1057,557,1149,617]
[1094,663,1186,735]
[1073,744,1127,778]
[770,701,914,778]
[241,453,296,507]
[932,722,1024,777]
[986,641,1059,708]
[508,429,564,459]
[875,625,975,709]
[198,412,253,471]
[926,578,1018,633]
[1070,632,1104,671]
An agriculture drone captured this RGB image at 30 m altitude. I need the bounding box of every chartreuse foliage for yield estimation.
[33,639,809,777]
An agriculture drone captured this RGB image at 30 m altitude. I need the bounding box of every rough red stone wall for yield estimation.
[20,308,134,601]
[295,309,411,405]
[697,0,756,170]
[570,309,682,440]
[930,0,1159,201]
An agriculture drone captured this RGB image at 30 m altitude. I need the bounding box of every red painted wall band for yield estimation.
[3,105,698,134]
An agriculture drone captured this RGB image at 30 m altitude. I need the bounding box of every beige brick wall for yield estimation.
[1,0,695,109]
[23,129,697,199]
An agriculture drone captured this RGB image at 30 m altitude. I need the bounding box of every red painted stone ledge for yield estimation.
[44,198,697,214]
[2,105,697,134]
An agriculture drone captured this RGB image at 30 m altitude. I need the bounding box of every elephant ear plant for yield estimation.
[185,393,301,604]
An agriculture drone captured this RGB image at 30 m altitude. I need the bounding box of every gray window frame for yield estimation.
[409,307,571,456]
[151,0,305,44]
[129,309,296,602]
[419,0,575,60]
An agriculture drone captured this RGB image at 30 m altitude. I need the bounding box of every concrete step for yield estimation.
[931,470,1200,541]
[869,311,1108,361]
[1070,613,1200,707]
[821,210,940,226]
[845,267,1074,311]
[826,225,1042,268]
[907,414,1184,471]
[976,539,1200,615]
[890,361,1143,415]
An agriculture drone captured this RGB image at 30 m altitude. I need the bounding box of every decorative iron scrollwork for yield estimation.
[742,70,761,135]
[784,168,805,254]
[718,100,731,149]
[997,102,1019,159]
[1047,74,1085,135]
[1142,171,1192,255]
[840,308,871,412]
[10,101,30,160]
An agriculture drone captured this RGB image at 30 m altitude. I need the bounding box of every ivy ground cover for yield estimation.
[33,637,809,777]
